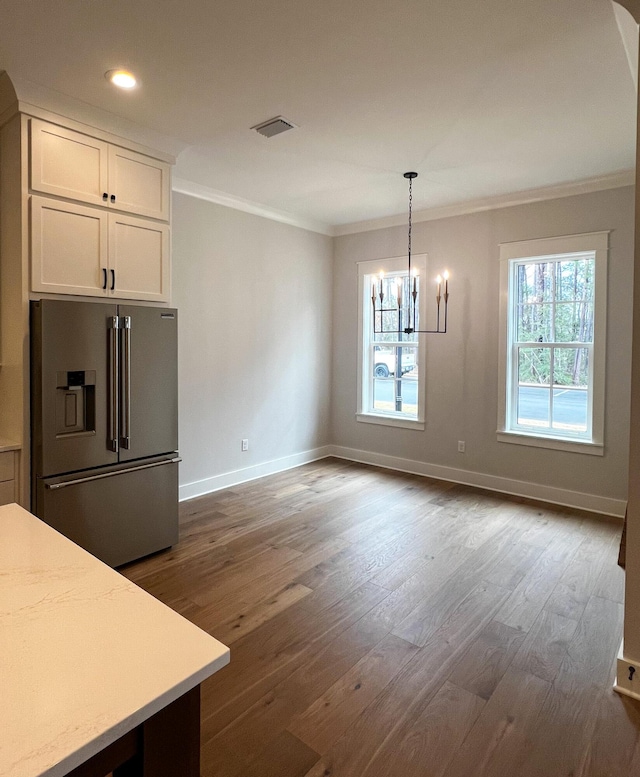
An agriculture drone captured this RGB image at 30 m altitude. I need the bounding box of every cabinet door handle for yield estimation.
[110,269,116,291]
[102,268,108,290]
[103,192,108,201]
[110,194,116,203]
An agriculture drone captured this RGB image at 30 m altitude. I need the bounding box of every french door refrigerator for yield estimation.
[31,299,179,567]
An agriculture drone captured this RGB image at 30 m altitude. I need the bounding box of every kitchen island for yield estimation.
[0,503,230,777]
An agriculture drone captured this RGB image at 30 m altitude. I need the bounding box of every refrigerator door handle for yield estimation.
[45,457,182,490]
[108,315,120,453]
[121,316,132,449]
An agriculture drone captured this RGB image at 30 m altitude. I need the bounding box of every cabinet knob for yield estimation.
[110,194,116,203]
[103,192,108,201]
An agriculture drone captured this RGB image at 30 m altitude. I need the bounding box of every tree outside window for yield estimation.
[498,232,607,455]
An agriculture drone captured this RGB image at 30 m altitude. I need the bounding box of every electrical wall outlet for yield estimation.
[242,439,249,451]
[458,440,466,453]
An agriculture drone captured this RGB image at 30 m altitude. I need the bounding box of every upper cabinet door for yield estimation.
[108,213,170,302]
[108,146,171,221]
[31,196,108,297]
[30,119,109,207]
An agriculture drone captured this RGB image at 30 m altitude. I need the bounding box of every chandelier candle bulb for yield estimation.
[443,270,449,297]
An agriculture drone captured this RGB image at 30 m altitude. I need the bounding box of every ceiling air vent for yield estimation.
[251,116,297,138]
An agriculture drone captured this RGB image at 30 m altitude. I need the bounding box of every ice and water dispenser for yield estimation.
[55,370,96,437]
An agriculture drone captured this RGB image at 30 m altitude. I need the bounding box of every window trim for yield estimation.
[357,255,427,430]
[497,231,608,455]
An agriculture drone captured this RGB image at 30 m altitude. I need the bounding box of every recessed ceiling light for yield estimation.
[105,69,137,89]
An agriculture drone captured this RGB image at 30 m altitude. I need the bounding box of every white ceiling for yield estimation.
[0,0,636,230]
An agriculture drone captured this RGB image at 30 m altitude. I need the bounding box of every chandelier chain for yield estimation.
[408,176,412,277]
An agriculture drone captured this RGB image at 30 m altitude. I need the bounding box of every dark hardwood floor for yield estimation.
[120,457,637,777]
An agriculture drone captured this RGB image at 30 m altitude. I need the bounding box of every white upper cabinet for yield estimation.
[30,120,109,207]
[31,196,170,301]
[31,196,109,297]
[108,146,170,220]
[109,213,170,302]
[30,119,170,221]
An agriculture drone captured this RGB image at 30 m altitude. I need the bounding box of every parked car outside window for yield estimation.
[373,345,416,377]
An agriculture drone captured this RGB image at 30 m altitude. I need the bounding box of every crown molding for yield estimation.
[612,0,639,91]
[173,169,634,238]
[172,178,334,236]
[333,170,636,236]
[1,71,184,160]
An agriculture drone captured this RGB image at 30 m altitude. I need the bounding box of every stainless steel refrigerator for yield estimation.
[31,299,179,567]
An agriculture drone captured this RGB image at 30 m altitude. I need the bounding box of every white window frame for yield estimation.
[497,231,608,455]
[357,255,427,430]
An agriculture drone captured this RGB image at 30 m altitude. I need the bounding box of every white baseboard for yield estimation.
[615,642,640,700]
[328,445,626,517]
[179,445,332,501]
[179,443,626,517]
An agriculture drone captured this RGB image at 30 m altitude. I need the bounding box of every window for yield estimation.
[357,255,427,429]
[498,232,608,454]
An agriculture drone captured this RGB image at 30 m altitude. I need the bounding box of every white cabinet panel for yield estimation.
[108,146,170,220]
[109,214,170,301]
[30,120,109,207]
[30,119,170,221]
[29,118,172,302]
[31,197,108,297]
[31,198,169,302]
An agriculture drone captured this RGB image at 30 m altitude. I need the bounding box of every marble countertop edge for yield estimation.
[40,652,230,777]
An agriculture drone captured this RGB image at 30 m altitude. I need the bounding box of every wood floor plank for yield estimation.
[302,581,511,777]
[370,551,433,591]
[592,530,626,604]
[201,593,395,777]
[210,582,313,645]
[233,730,320,777]
[379,680,485,777]
[482,540,544,591]
[116,459,632,777]
[200,580,390,739]
[510,607,578,683]
[493,526,581,632]
[544,528,616,622]
[582,657,640,777]
[440,667,552,777]
[448,619,526,700]
[391,525,520,647]
[191,536,350,620]
[515,596,624,777]
[189,545,303,607]
[287,633,418,754]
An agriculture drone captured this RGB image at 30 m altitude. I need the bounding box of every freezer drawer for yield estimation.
[35,458,179,567]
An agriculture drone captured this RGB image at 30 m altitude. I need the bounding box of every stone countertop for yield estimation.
[0,503,230,777]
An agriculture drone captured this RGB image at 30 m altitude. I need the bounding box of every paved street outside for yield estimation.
[373,381,587,430]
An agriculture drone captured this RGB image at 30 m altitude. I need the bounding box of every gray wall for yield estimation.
[172,192,334,496]
[331,186,635,505]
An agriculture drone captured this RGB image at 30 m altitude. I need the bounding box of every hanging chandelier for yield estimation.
[372,172,449,335]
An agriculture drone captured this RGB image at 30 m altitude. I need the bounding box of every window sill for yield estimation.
[497,430,604,456]
[357,412,425,431]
